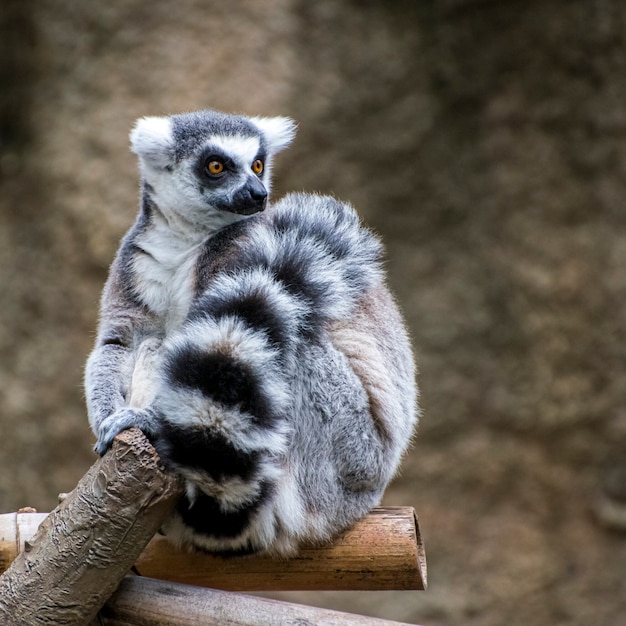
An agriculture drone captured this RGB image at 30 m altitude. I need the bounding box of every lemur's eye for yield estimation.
[252,159,264,175]
[206,159,225,175]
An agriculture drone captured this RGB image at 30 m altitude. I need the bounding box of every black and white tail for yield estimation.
[149,193,384,554]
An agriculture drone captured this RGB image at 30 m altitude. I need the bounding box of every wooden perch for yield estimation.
[98,575,422,626]
[0,428,426,624]
[0,428,183,625]
[135,505,426,591]
[1,507,426,593]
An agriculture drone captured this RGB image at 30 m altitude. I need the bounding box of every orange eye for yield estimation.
[252,159,264,175]
[206,160,225,175]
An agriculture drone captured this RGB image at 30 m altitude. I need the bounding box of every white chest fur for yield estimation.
[132,217,203,331]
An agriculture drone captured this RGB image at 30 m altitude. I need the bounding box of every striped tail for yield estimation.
[150,193,384,553]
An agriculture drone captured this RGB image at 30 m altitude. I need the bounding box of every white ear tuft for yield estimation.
[130,116,175,169]
[251,116,297,154]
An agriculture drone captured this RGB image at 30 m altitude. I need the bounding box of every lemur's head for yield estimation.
[130,110,296,229]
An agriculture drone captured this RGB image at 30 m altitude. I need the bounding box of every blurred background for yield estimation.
[1,1,625,624]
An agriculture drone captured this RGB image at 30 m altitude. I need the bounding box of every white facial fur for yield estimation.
[129,114,297,165]
[129,115,296,239]
[209,133,266,194]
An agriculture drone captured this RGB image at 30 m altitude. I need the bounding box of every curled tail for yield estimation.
[152,311,292,554]
[150,194,386,554]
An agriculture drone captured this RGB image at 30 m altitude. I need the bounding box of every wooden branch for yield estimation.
[135,505,426,591]
[98,575,421,626]
[1,507,426,592]
[0,428,183,625]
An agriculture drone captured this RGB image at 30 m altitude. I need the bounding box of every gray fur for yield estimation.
[85,109,418,556]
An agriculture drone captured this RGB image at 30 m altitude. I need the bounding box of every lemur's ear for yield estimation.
[130,116,175,169]
[251,116,297,154]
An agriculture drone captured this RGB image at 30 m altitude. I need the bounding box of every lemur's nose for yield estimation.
[230,177,268,215]
[250,187,267,203]
[246,177,268,204]
[244,177,268,211]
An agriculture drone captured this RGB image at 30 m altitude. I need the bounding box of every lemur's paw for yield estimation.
[94,407,157,456]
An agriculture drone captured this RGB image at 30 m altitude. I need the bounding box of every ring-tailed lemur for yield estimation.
[85,109,418,556]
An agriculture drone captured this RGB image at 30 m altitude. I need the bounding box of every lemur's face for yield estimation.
[191,134,269,216]
[130,110,296,228]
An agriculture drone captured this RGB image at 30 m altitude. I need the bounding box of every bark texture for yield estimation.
[0,429,182,625]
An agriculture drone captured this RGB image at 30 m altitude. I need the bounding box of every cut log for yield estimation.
[135,505,426,591]
[1,506,426,592]
[97,575,422,626]
[0,428,183,625]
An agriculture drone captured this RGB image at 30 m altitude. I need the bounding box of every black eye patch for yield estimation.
[194,147,235,184]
